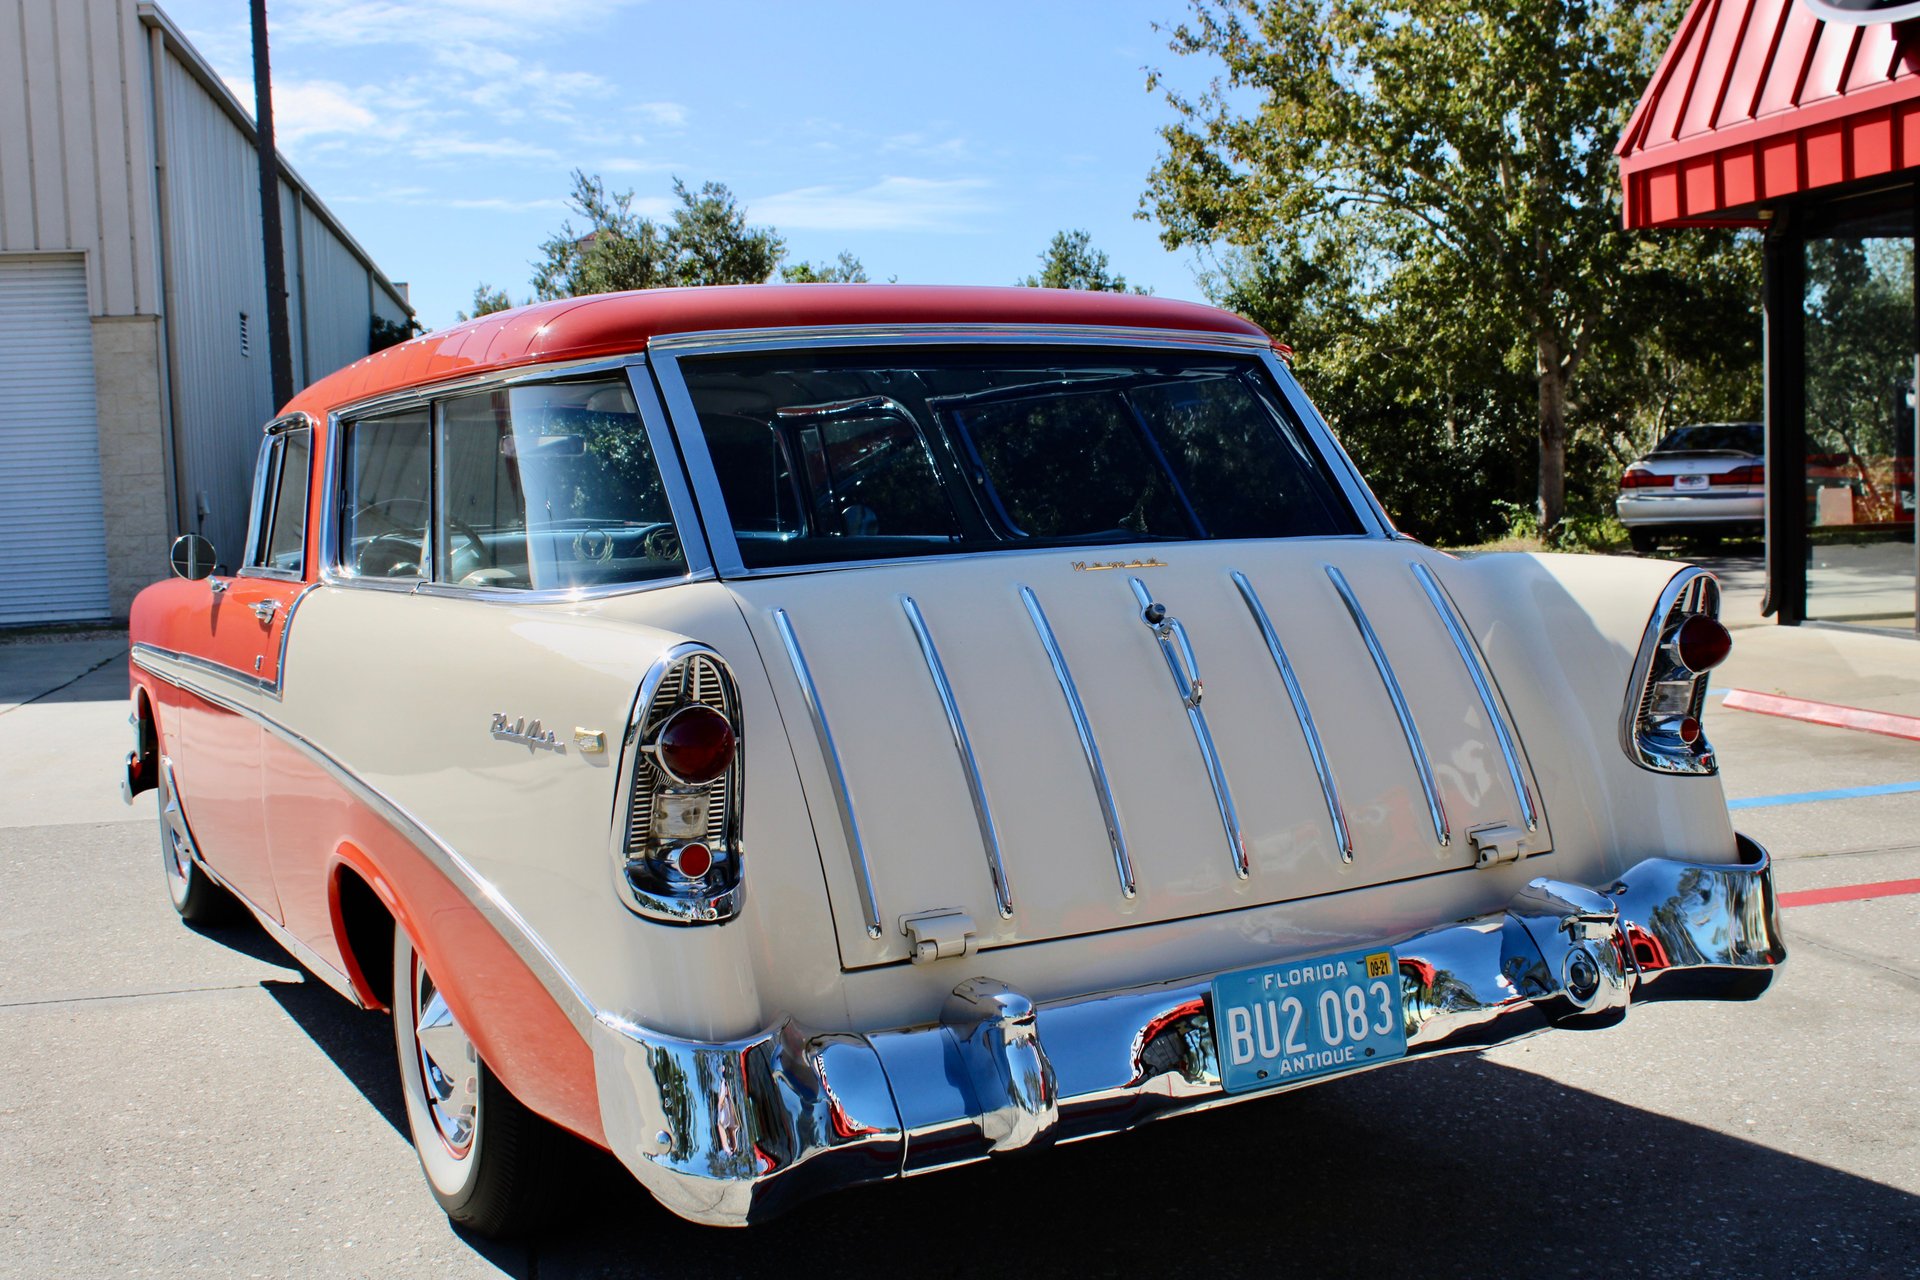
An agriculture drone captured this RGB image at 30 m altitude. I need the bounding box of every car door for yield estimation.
[171,423,315,920]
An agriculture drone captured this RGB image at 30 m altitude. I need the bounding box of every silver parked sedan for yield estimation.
[1616,421,1764,553]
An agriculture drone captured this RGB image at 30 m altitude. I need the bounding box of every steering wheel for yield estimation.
[349,498,485,578]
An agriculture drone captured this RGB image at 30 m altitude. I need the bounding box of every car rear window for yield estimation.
[677,348,1362,569]
[1652,422,1763,455]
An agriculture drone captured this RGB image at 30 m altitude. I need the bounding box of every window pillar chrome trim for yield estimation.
[1018,585,1135,899]
[771,609,883,938]
[900,595,1013,919]
[1126,578,1248,881]
[1324,565,1451,847]
[1229,569,1352,863]
[1410,562,1538,833]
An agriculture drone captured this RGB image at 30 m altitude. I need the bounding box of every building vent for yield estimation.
[238,312,250,357]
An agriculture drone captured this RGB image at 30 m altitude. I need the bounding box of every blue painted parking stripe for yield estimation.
[1728,780,1920,810]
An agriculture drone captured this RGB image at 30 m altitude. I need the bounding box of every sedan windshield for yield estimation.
[677,348,1362,569]
[1651,422,1763,456]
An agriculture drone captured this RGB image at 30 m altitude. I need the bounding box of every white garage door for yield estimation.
[0,257,111,624]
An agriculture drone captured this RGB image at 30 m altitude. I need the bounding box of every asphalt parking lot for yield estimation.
[2,554,1916,1279]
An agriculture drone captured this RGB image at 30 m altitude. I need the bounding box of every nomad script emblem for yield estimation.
[1072,557,1167,572]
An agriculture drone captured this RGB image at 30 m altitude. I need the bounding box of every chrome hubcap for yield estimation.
[413,964,479,1157]
[158,763,192,888]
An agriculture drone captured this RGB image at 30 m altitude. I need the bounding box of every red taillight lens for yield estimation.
[651,704,736,786]
[1672,615,1732,673]
[670,842,713,879]
[1619,467,1664,489]
[1711,464,1765,486]
[1677,716,1701,745]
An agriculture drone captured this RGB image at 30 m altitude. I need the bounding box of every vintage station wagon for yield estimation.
[123,285,1784,1235]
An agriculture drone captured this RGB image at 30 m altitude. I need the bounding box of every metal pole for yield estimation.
[250,0,294,411]
[1761,214,1807,626]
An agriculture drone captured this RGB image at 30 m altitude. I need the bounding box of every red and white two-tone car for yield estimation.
[124,285,1783,1235]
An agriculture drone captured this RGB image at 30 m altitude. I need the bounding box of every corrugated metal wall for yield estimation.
[300,201,376,383]
[158,46,277,565]
[0,0,160,317]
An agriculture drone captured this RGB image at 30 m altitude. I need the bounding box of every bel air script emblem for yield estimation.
[490,712,559,750]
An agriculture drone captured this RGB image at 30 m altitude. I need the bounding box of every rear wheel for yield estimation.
[393,927,554,1239]
[1628,527,1658,554]
[157,757,238,924]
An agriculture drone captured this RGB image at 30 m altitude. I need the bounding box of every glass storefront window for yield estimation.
[1802,233,1919,628]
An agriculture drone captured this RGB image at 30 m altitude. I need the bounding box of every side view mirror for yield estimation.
[169,534,218,581]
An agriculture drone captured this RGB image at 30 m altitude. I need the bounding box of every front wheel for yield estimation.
[392,927,554,1239]
[158,757,237,924]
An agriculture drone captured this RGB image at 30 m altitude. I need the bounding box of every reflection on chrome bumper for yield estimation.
[591,838,1784,1227]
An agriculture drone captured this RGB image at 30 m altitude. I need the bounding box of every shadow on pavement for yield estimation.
[248,969,1920,1279]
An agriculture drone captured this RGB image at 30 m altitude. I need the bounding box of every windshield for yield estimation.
[1652,422,1763,456]
[678,348,1362,569]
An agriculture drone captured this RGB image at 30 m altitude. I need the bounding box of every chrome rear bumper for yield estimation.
[590,837,1784,1227]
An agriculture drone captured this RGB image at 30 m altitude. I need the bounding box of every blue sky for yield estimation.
[156,0,1225,331]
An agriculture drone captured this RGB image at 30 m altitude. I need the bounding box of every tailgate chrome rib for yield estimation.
[1410,563,1539,833]
[1127,577,1250,881]
[900,595,1015,919]
[1229,570,1354,863]
[1018,586,1137,899]
[772,609,884,938]
[1324,565,1451,848]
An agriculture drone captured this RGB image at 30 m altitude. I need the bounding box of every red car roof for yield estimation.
[284,284,1270,418]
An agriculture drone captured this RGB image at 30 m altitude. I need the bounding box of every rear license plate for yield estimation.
[1212,946,1406,1094]
[1674,474,1708,490]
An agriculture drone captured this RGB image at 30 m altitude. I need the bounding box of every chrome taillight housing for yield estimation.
[614,643,744,924]
[1621,568,1728,775]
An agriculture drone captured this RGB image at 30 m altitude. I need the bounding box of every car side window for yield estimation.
[262,429,310,572]
[342,409,431,579]
[435,378,686,590]
[243,426,310,575]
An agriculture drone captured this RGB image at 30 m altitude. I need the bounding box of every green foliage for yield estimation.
[1805,238,1913,459]
[457,283,515,321]
[368,314,417,353]
[529,171,786,300]
[782,251,870,283]
[1018,229,1145,292]
[1142,0,1759,539]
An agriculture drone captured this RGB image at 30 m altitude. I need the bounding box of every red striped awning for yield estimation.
[1618,0,1920,228]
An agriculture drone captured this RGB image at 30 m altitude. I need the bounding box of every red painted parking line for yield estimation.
[1777,878,1920,909]
[1722,689,1920,742]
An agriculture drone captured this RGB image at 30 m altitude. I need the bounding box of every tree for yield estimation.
[1019,229,1143,292]
[527,171,788,301]
[1143,0,1747,533]
[782,251,870,283]
[457,283,515,321]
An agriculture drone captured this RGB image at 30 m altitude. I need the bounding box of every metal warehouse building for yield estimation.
[0,0,411,625]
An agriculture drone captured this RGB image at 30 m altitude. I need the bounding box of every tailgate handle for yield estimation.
[1139,600,1203,707]
[902,910,976,965]
[1469,823,1533,868]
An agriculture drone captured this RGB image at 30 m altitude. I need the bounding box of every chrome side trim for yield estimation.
[1018,585,1135,899]
[1128,577,1248,880]
[1229,570,1352,862]
[1324,565,1450,847]
[132,641,276,697]
[1410,562,1539,832]
[127,647,600,1041]
[900,595,1014,919]
[771,609,883,938]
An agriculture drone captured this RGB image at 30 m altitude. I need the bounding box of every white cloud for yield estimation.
[751,177,995,233]
[633,101,688,129]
